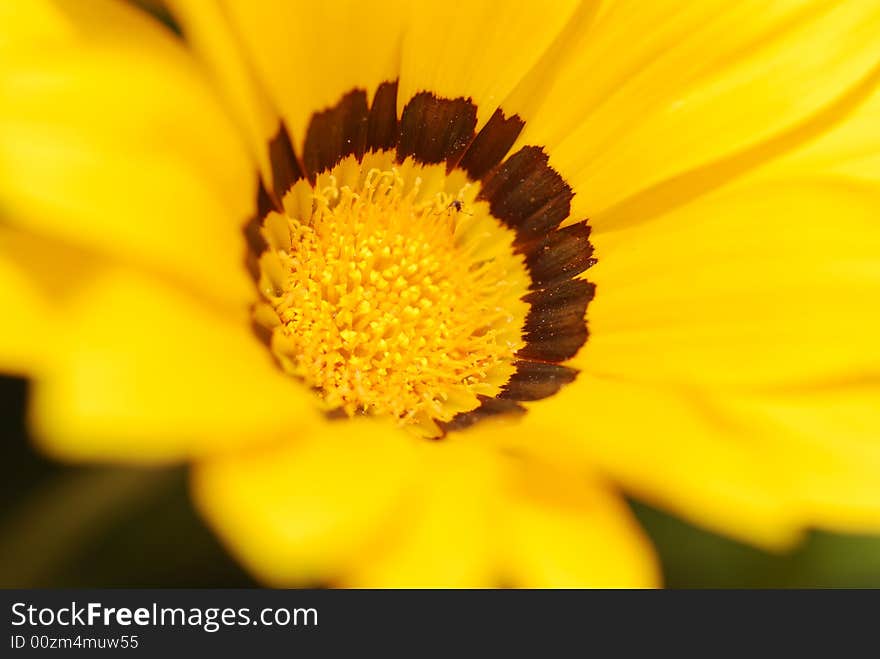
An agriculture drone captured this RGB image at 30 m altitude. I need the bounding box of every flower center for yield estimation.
[255,153,530,437]
[248,83,596,438]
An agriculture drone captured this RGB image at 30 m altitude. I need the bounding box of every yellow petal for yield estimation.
[0,0,175,48]
[343,441,503,588]
[582,179,880,389]
[511,0,880,226]
[744,58,880,186]
[29,268,318,464]
[397,0,582,130]
[727,387,880,533]
[165,0,281,188]
[499,455,659,588]
[0,0,75,45]
[550,69,880,546]
[526,375,880,544]
[0,254,50,375]
[522,377,805,549]
[197,422,657,588]
[221,0,408,154]
[0,0,256,308]
[192,420,420,586]
[0,227,103,375]
[223,0,583,151]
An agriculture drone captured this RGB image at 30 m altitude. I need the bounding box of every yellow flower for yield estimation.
[2,0,880,587]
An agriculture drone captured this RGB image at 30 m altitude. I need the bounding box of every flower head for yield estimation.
[2,0,880,586]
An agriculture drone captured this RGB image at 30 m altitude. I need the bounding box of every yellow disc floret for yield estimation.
[254,152,530,437]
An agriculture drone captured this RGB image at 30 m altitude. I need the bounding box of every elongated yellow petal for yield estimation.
[0,0,75,45]
[744,61,880,185]
[197,424,659,587]
[523,369,880,546]
[343,441,503,587]
[165,0,281,188]
[192,421,420,586]
[397,0,582,130]
[499,456,659,588]
[582,179,880,389]
[29,269,319,464]
[521,377,805,549]
[0,0,172,48]
[510,0,880,226]
[221,0,408,154]
[0,259,51,376]
[727,387,880,533]
[546,62,880,546]
[0,228,101,375]
[221,0,583,150]
[0,0,256,308]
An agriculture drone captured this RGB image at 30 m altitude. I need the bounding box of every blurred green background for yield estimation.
[3,375,880,588]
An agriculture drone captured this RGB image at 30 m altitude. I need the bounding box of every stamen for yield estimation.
[256,152,530,437]
[253,85,595,436]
